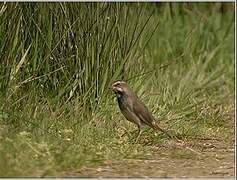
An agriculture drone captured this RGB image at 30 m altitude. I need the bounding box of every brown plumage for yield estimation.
[111,80,174,141]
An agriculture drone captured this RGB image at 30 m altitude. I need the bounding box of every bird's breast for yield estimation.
[117,96,134,113]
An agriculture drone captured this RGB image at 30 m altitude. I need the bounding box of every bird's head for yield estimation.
[111,80,130,96]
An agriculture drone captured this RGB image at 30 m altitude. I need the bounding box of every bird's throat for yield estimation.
[117,95,124,110]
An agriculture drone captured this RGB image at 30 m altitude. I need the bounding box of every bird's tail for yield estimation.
[152,122,200,154]
[152,122,176,140]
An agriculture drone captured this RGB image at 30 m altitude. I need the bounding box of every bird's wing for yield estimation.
[119,98,142,126]
[132,98,174,138]
[132,98,155,127]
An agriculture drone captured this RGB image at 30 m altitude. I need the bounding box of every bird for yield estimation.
[111,80,175,142]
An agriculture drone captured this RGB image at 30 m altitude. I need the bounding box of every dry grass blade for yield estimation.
[10,44,31,81]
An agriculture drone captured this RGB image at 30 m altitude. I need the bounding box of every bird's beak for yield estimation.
[109,85,114,91]
[110,86,115,91]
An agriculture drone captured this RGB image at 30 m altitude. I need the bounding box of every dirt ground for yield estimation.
[61,137,235,178]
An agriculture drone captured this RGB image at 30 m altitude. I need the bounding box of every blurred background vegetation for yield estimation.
[0,2,234,177]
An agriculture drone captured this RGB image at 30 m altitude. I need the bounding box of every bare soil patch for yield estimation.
[61,137,235,178]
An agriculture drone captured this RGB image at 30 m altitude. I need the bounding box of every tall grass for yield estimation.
[0,2,234,177]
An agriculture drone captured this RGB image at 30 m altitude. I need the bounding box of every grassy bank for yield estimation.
[0,2,234,177]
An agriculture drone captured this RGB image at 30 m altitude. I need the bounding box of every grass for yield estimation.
[0,2,235,177]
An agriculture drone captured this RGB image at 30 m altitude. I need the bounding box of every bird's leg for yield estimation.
[135,125,142,143]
